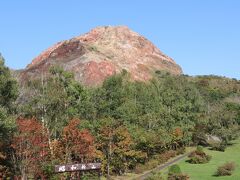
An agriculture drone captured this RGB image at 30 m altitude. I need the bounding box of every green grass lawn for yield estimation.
[175,139,240,180]
[110,140,240,180]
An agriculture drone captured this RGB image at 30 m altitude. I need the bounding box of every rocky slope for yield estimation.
[19,26,182,86]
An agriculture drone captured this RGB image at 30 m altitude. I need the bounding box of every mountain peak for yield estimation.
[22,26,182,86]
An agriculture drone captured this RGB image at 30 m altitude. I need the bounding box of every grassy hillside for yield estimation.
[177,139,240,179]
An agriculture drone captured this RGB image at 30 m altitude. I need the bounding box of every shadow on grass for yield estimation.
[227,142,237,146]
[207,141,237,152]
[211,173,232,177]
[185,159,212,165]
[212,173,218,177]
[207,147,225,152]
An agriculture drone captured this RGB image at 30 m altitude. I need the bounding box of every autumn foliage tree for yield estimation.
[171,127,184,150]
[54,119,97,164]
[111,126,146,174]
[97,119,146,175]
[12,117,49,179]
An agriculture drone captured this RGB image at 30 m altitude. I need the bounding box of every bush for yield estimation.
[152,150,177,164]
[168,164,182,175]
[146,171,164,180]
[168,174,189,180]
[134,150,178,174]
[188,147,211,164]
[176,147,186,155]
[168,165,189,180]
[157,150,177,163]
[196,145,204,152]
[210,142,226,152]
[88,45,99,52]
[216,162,236,176]
[134,159,159,174]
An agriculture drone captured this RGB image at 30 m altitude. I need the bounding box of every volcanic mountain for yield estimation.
[19,26,182,86]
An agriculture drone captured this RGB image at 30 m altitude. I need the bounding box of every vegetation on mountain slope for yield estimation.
[0,53,240,178]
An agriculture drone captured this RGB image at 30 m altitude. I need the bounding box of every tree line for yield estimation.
[0,54,240,179]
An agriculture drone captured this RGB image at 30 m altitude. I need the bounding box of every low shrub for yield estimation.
[146,171,164,180]
[134,150,177,174]
[158,150,177,163]
[215,162,236,176]
[188,147,211,164]
[134,159,159,174]
[210,142,226,152]
[165,150,177,159]
[87,45,99,52]
[196,145,204,152]
[168,174,190,180]
[168,165,189,180]
[176,147,186,155]
[168,164,182,175]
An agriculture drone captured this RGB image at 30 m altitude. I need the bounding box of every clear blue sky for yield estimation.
[0,0,239,79]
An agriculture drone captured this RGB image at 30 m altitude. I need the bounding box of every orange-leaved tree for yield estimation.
[171,127,184,150]
[97,119,146,175]
[54,119,98,164]
[11,117,49,179]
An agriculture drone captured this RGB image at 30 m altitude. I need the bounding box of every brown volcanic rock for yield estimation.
[21,26,182,86]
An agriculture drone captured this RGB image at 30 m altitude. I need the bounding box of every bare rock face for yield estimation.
[20,26,182,86]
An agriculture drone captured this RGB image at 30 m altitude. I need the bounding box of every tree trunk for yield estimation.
[20,167,27,180]
[107,139,112,178]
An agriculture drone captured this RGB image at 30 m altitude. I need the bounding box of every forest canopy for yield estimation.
[0,55,240,179]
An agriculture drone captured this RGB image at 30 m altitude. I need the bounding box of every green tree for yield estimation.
[21,66,93,139]
[0,54,18,111]
[0,54,18,178]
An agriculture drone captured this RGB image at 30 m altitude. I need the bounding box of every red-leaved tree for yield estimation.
[11,117,49,179]
[54,119,98,164]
